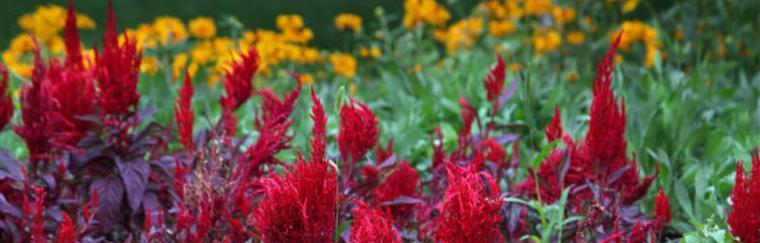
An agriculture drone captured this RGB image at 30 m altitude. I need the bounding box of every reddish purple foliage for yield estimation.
[728,150,760,243]
[351,200,402,243]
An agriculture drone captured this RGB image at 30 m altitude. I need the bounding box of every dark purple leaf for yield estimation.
[497,78,518,109]
[379,196,424,207]
[608,164,632,185]
[377,155,397,169]
[90,176,125,230]
[116,158,150,212]
[495,134,519,145]
[0,151,22,180]
[0,194,21,218]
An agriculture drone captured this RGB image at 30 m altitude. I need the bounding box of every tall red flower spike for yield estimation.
[337,99,379,164]
[545,106,563,142]
[31,187,46,243]
[435,164,503,242]
[94,0,141,118]
[64,0,83,69]
[728,150,760,243]
[254,156,337,242]
[48,60,96,149]
[654,187,671,224]
[57,212,77,243]
[351,200,403,243]
[484,55,506,103]
[219,48,259,136]
[373,161,420,220]
[309,88,327,162]
[15,44,54,160]
[175,70,195,153]
[0,64,13,130]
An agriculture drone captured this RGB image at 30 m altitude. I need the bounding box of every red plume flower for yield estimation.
[483,55,506,103]
[31,187,46,243]
[338,99,379,164]
[57,212,77,243]
[545,106,563,142]
[310,88,327,162]
[175,70,195,153]
[351,200,402,243]
[654,187,671,224]
[15,45,55,160]
[254,156,337,242]
[435,164,503,242]
[219,48,260,136]
[94,0,142,118]
[728,150,760,243]
[64,0,83,69]
[0,64,13,130]
[47,61,96,149]
[373,161,420,220]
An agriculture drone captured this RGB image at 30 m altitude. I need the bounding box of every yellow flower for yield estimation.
[435,17,483,54]
[76,14,96,29]
[552,7,576,25]
[335,13,362,32]
[622,0,640,13]
[172,53,190,79]
[189,17,217,39]
[403,0,450,28]
[524,0,554,16]
[532,29,561,54]
[674,27,684,41]
[153,16,188,45]
[509,63,523,72]
[329,53,357,78]
[369,47,382,59]
[566,31,585,45]
[301,73,315,85]
[190,41,215,64]
[566,72,579,82]
[9,34,36,53]
[645,44,660,68]
[615,21,657,51]
[141,57,160,76]
[488,19,515,38]
[359,47,370,58]
[276,14,304,31]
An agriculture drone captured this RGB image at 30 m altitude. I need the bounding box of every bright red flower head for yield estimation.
[373,161,420,220]
[338,99,379,163]
[64,0,83,70]
[254,157,338,242]
[0,64,13,130]
[175,70,195,153]
[484,55,506,103]
[654,187,671,224]
[94,0,142,118]
[47,61,97,149]
[15,45,55,159]
[219,48,259,135]
[545,106,564,142]
[310,87,327,162]
[57,212,77,243]
[435,164,503,242]
[351,200,402,243]
[728,150,760,243]
[31,187,46,243]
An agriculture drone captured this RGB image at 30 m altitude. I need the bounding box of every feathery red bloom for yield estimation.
[219,48,259,135]
[654,187,671,224]
[310,88,327,162]
[337,99,379,163]
[175,71,195,153]
[0,64,13,130]
[173,155,186,200]
[728,150,760,243]
[373,161,420,220]
[31,187,46,243]
[64,0,83,69]
[57,212,77,243]
[484,55,506,102]
[254,156,337,242]
[15,45,55,159]
[47,60,96,149]
[515,149,567,204]
[351,200,402,243]
[94,0,142,118]
[435,164,503,242]
[545,106,563,142]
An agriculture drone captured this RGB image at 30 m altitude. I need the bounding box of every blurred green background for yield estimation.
[0,0,407,49]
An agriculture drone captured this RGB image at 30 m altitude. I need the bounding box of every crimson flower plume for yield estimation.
[219,48,259,135]
[484,55,506,103]
[337,99,379,164]
[728,150,760,243]
[64,0,83,69]
[175,70,195,153]
[435,164,503,242]
[310,87,327,162]
[0,64,13,130]
[654,187,671,224]
[351,200,402,243]
[57,212,77,243]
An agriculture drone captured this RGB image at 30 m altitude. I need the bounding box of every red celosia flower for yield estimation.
[64,0,83,69]
[545,106,563,142]
[173,155,186,200]
[337,99,379,164]
[219,48,259,135]
[310,87,327,162]
[15,45,55,160]
[728,150,760,243]
[654,187,671,224]
[57,212,77,243]
[94,0,141,118]
[254,156,338,242]
[0,64,13,130]
[47,61,96,149]
[373,161,420,220]
[515,149,567,204]
[483,55,506,103]
[351,200,402,243]
[31,187,46,243]
[175,70,195,153]
[435,164,503,242]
